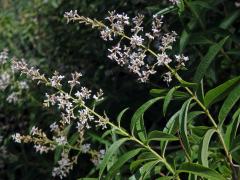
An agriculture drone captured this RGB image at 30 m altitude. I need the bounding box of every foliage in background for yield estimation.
[0,0,240,179]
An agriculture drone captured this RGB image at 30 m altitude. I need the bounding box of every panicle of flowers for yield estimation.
[0,50,30,104]
[105,10,130,34]
[159,31,177,52]
[64,11,192,84]
[52,152,77,179]
[13,58,108,144]
[12,58,46,84]
[64,10,79,23]
[131,14,144,34]
[12,126,55,154]
[151,15,164,38]
[64,11,190,83]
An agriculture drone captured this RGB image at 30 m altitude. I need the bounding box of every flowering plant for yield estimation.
[2,1,240,179]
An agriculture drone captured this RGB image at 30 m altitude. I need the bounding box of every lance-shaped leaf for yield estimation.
[147,130,178,143]
[218,84,240,126]
[198,129,216,167]
[130,97,163,142]
[161,111,180,156]
[224,108,240,150]
[179,99,193,159]
[193,37,229,84]
[177,163,225,180]
[99,138,129,178]
[163,87,178,116]
[117,108,129,127]
[204,75,240,107]
[105,148,143,180]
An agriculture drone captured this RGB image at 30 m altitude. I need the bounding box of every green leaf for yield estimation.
[204,76,240,107]
[191,126,211,137]
[150,89,168,97]
[177,0,185,14]
[179,99,193,159]
[140,160,160,180]
[161,111,180,155]
[193,37,229,84]
[68,132,80,145]
[186,1,205,29]
[130,158,157,172]
[117,108,129,127]
[220,10,240,29]
[131,97,163,141]
[179,79,197,88]
[177,163,225,180]
[225,108,240,150]
[187,111,204,124]
[199,129,216,167]
[78,178,98,180]
[147,130,178,143]
[150,88,189,100]
[155,6,177,16]
[88,132,110,146]
[218,84,240,126]
[163,87,178,116]
[179,19,197,53]
[105,148,142,180]
[54,146,63,164]
[156,177,174,180]
[99,138,128,178]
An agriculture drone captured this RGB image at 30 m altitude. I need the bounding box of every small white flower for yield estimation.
[12,133,22,143]
[81,144,91,153]
[163,72,172,83]
[54,136,67,145]
[130,34,144,47]
[34,144,51,154]
[157,53,172,66]
[30,126,39,135]
[50,122,59,132]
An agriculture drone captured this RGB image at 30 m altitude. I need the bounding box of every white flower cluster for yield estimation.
[64,10,79,23]
[12,59,46,84]
[11,59,108,178]
[63,11,187,83]
[102,12,189,83]
[52,152,77,179]
[0,49,29,104]
[63,11,190,83]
